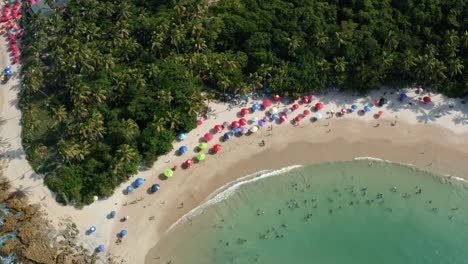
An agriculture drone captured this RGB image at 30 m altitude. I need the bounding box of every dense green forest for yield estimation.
[20,0,466,206]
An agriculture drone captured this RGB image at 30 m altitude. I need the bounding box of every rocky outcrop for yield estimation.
[0,239,16,256]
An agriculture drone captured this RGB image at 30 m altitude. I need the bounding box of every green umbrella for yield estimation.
[198,142,208,150]
[164,168,174,177]
[196,153,206,161]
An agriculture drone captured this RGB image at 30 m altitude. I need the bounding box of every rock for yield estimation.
[6,197,27,213]
[1,239,16,256]
[0,214,17,236]
[17,242,56,264]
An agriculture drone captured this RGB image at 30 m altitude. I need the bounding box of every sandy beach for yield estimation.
[0,29,467,262]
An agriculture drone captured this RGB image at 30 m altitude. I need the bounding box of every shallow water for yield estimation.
[0,203,17,263]
[154,160,468,264]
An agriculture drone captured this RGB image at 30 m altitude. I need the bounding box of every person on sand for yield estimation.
[374,123,380,127]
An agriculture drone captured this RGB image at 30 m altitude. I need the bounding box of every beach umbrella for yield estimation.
[378,111,384,118]
[96,245,105,253]
[134,178,145,187]
[351,105,358,111]
[258,120,265,127]
[249,126,259,133]
[273,94,281,101]
[272,114,279,120]
[239,118,247,126]
[373,99,380,105]
[262,99,272,108]
[364,106,372,112]
[341,108,347,114]
[93,195,99,201]
[119,230,127,237]
[89,226,96,233]
[224,132,233,140]
[125,186,134,194]
[110,211,117,218]
[269,107,279,115]
[379,98,387,106]
[178,146,188,154]
[222,121,230,128]
[5,65,11,71]
[251,116,258,122]
[303,109,311,115]
[292,104,299,110]
[213,144,222,153]
[232,127,240,134]
[315,113,322,120]
[240,127,248,134]
[315,102,324,111]
[279,115,287,123]
[240,108,249,116]
[308,95,316,102]
[423,96,431,104]
[263,116,272,122]
[197,120,203,126]
[151,184,161,193]
[203,132,214,142]
[231,121,240,128]
[198,142,208,150]
[164,168,173,178]
[196,153,206,161]
[301,96,309,104]
[294,116,302,122]
[185,159,194,167]
[399,93,408,101]
[214,125,223,133]
[251,103,261,111]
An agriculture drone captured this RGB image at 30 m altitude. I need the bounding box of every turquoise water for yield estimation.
[155,160,468,264]
[0,203,17,264]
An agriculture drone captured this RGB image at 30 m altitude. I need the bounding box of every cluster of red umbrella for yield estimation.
[0,2,23,64]
[8,33,19,63]
[0,2,21,22]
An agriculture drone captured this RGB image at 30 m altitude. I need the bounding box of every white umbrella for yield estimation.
[249,126,259,133]
[269,107,279,115]
[315,113,322,119]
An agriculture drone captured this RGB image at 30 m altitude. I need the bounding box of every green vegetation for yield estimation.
[21,0,466,206]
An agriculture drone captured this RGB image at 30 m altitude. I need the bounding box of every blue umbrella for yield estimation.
[272,114,279,120]
[5,70,11,76]
[96,245,105,252]
[232,127,240,134]
[251,104,261,111]
[110,211,116,218]
[251,116,258,122]
[120,230,127,237]
[151,184,161,193]
[364,106,371,112]
[125,186,134,193]
[351,105,358,110]
[258,120,265,127]
[178,146,188,154]
[178,133,186,141]
[224,132,233,140]
[134,178,145,187]
[400,93,408,101]
[5,65,11,71]
[89,226,96,233]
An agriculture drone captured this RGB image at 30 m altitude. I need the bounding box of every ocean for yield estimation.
[153,160,468,264]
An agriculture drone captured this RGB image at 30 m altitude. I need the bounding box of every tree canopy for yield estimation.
[21,0,466,206]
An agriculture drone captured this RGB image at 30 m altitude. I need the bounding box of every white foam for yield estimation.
[163,165,302,235]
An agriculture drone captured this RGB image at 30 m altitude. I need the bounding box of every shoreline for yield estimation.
[138,117,468,263]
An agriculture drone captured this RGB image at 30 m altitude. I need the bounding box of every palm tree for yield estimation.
[57,139,81,163]
[115,144,138,163]
[51,105,68,124]
[314,32,329,47]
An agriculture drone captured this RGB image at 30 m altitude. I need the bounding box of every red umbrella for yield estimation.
[273,94,281,101]
[301,96,309,104]
[294,116,302,122]
[240,108,249,116]
[204,133,213,142]
[423,96,431,104]
[374,99,380,105]
[214,125,223,133]
[341,108,347,114]
[184,159,194,167]
[279,115,288,123]
[292,104,299,110]
[303,109,311,115]
[262,99,272,108]
[213,144,222,153]
[239,118,247,126]
[315,102,324,111]
[197,120,203,126]
[231,121,240,128]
